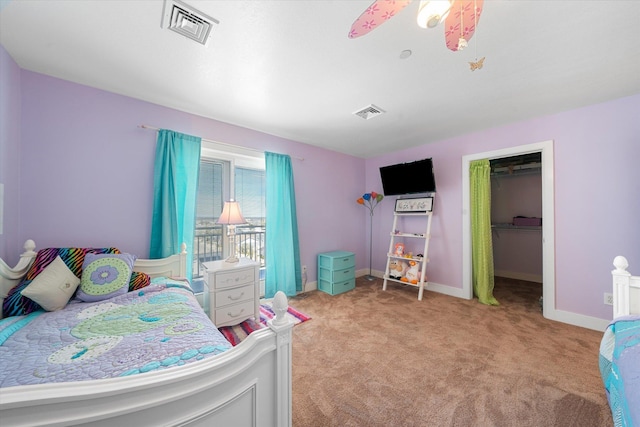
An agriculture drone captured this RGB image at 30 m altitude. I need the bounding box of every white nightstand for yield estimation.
[202,258,260,327]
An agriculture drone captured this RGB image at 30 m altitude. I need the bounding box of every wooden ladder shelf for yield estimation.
[382,209,433,301]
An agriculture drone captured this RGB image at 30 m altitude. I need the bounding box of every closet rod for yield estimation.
[138,124,304,161]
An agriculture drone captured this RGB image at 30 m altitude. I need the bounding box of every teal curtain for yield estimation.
[150,129,201,281]
[470,159,499,305]
[264,152,302,298]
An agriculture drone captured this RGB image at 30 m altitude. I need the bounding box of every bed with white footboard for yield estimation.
[599,256,640,427]
[0,240,292,427]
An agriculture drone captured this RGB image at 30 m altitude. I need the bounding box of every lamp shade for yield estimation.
[216,200,247,225]
[417,0,452,28]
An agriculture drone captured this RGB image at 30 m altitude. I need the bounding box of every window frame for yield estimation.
[197,142,266,290]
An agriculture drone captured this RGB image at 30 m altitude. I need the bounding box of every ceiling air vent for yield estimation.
[161,0,219,46]
[353,104,385,120]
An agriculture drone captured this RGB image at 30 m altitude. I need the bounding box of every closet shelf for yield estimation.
[491,223,541,231]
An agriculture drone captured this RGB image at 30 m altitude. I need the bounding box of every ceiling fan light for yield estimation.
[417,0,452,29]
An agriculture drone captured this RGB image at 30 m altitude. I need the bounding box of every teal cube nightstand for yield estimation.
[317,251,355,295]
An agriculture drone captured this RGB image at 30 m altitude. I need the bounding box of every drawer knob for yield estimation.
[228,292,244,301]
[227,308,245,318]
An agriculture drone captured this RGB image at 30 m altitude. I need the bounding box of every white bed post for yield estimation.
[0,240,37,319]
[612,256,631,318]
[268,291,294,427]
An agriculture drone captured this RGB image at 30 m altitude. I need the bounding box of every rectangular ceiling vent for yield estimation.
[161,0,219,46]
[353,104,385,120]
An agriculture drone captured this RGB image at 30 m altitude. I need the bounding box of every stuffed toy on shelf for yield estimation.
[388,259,408,279]
[404,261,421,284]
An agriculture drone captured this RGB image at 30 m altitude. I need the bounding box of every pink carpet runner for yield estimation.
[218,303,310,346]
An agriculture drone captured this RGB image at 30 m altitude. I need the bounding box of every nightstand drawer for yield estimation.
[215,268,254,289]
[214,300,255,326]
[215,283,254,308]
[318,251,355,270]
[318,278,355,296]
[319,266,354,282]
[203,259,260,327]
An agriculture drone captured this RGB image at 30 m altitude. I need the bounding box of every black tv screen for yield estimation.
[380,158,436,196]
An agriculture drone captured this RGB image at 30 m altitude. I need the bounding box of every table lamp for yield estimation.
[216,200,247,263]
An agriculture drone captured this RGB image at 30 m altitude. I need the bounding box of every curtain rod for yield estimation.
[138,124,304,161]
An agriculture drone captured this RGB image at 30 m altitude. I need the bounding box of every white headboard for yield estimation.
[0,240,37,318]
[133,243,188,279]
[0,240,188,319]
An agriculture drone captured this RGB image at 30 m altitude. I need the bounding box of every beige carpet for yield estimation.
[289,276,612,427]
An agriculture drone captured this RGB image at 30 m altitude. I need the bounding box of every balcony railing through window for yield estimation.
[192,224,265,278]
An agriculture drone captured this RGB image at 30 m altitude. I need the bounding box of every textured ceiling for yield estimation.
[1,0,639,158]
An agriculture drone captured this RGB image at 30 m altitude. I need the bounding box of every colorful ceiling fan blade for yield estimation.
[444,0,483,51]
[348,0,412,39]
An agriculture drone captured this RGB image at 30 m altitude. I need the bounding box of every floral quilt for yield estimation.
[0,282,231,388]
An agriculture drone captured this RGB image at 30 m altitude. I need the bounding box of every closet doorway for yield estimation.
[461,140,557,320]
[490,153,542,311]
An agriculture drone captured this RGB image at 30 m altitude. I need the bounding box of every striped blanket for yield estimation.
[218,302,310,346]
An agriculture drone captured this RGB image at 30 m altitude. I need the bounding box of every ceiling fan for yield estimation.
[348,0,484,52]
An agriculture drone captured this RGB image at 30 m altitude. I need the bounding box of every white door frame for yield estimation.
[461,140,556,319]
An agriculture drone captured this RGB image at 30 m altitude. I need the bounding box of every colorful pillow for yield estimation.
[3,247,121,317]
[128,271,151,291]
[20,256,80,311]
[76,253,137,302]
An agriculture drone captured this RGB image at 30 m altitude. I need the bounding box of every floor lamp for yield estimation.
[217,200,247,263]
[366,209,375,281]
[357,192,384,281]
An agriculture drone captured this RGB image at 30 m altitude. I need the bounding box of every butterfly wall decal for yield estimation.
[469,56,485,71]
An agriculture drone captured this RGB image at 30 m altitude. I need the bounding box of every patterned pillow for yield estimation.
[3,247,120,317]
[129,271,151,291]
[76,253,137,302]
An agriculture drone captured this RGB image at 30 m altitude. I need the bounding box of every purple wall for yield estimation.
[4,42,640,322]
[12,69,365,283]
[0,46,21,264]
[366,94,640,320]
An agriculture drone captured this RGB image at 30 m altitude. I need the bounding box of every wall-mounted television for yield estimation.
[379,158,436,196]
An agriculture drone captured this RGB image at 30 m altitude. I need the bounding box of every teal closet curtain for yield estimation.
[264,152,302,298]
[470,159,499,305]
[150,129,201,281]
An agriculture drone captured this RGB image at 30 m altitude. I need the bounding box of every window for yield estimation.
[235,167,265,224]
[194,159,226,272]
[234,167,266,266]
[193,143,265,280]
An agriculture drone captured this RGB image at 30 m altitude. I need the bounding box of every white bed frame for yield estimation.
[612,255,640,318]
[0,240,293,427]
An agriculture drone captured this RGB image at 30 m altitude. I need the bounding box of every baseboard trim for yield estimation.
[316,270,611,331]
[355,269,469,300]
[425,282,469,299]
[356,268,383,278]
[544,308,610,332]
[303,280,317,293]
